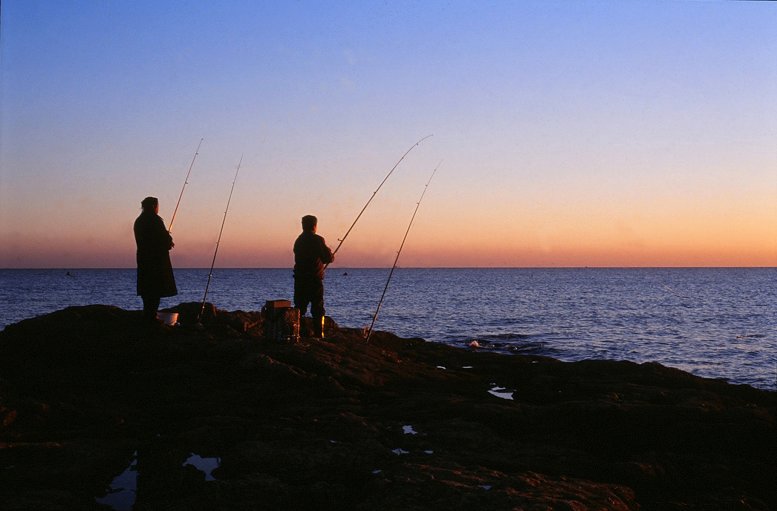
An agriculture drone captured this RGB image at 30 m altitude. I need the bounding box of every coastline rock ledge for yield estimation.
[0,304,774,511]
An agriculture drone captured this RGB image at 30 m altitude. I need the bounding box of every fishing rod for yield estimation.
[198,154,243,320]
[364,160,442,343]
[168,137,204,233]
[325,134,433,268]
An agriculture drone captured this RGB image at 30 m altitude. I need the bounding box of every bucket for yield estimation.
[262,301,299,343]
[157,312,179,326]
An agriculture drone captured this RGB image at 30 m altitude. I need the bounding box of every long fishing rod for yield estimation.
[198,154,243,320]
[325,134,433,268]
[364,160,442,343]
[168,137,204,233]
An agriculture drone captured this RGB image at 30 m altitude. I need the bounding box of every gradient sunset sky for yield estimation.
[1,0,775,268]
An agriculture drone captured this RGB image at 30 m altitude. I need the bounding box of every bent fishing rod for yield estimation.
[168,137,204,233]
[325,134,433,269]
[365,160,442,343]
[198,154,243,321]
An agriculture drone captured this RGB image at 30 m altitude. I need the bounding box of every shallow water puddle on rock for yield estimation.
[95,450,137,511]
[402,425,418,435]
[392,448,410,455]
[488,385,515,400]
[182,453,221,481]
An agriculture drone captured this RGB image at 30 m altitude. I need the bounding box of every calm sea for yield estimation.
[0,268,774,390]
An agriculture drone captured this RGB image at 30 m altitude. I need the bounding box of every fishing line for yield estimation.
[198,154,243,320]
[325,134,433,269]
[168,137,204,233]
[364,160,442,343]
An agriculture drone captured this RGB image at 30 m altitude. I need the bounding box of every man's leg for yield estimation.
[310,280,325,338]
[293,278,309,316]
[142,295,161,322]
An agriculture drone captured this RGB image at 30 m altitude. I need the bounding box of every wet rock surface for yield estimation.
[0,304,774,510]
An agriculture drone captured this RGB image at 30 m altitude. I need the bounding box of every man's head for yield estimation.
[141,196,159,214]
[301,215,318,232]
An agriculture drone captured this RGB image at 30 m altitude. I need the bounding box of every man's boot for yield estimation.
[313,316,325,338]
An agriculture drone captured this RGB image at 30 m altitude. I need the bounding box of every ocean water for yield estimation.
[0,268,774,390]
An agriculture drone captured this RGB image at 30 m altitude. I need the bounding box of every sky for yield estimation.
[1,0,775,268]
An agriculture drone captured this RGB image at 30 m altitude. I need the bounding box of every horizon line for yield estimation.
[1,266,775,271]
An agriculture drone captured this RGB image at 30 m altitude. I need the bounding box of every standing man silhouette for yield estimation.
[134,197,177,324]
[293,215,334,337]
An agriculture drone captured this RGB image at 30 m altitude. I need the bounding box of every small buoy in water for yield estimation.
[469,340,480,349]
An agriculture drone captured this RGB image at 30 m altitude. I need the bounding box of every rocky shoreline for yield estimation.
[1,304,774,510]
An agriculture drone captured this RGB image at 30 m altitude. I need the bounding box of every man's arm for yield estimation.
[320,237,334,264]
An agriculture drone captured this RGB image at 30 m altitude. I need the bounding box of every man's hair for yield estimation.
[301,215,317,231]
[141,196,158,209]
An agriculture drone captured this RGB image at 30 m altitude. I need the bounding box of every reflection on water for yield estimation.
[488,385,515,401]
[95,451,137,511]
[182,453,221,481]
[94,450,221,510]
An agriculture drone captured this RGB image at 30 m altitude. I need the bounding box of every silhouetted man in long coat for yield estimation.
[134,196,177,322]
[293,215,334,337]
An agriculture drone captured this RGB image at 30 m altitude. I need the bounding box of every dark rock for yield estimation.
[0,305,774,510]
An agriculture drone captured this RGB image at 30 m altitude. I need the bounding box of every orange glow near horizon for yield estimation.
[1,213,774,268]
[1,171,776,269]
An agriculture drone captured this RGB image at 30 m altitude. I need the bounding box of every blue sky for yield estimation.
[1,0,775,267]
